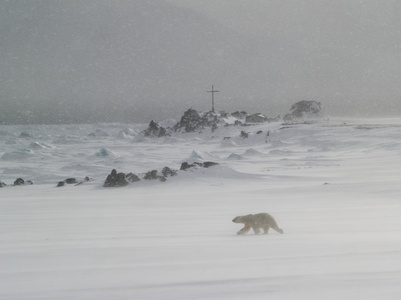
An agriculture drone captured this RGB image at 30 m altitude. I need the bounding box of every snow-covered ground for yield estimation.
[1,118,401,299]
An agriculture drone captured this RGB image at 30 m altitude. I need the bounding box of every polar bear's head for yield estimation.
[232,216,244,223]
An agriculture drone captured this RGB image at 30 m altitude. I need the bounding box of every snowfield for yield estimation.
[1,118,401,299]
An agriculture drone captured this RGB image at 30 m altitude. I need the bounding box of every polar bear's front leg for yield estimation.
[237,224,251,235]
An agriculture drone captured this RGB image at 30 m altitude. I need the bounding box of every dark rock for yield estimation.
[143,170,158,180]
[13,178,33,186]
[126,173,141,183]
[180,161,219,170]
[202,161,219,168]
[65,178,77,184]
[173,109,207,132]
[161,167,177,177]
[256,130,263,134]
[283,100,322,121]
[240,131,249,138]
[0,181,6,188]
[143,170,166,182]
[104,169,128,187]
[84,176,90,182]
[14,178,25,186]
[57,181,65,187]
[220,111,228,118]
[142,120,168,137]
[180,162,195,170]
[20,132,32,138]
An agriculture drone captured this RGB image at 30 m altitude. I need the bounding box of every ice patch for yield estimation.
[191,150,203,160]
[117,128,137,139]
[94,148,119,158]
[1,148,33,160]
[88,129,109,137]
[29,141,53,149]
[242,148,266,156]
[189,150,218,161]
[53,135,82,144]
[227,153,243,160]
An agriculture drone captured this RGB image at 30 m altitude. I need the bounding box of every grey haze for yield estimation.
[1,0,400,124]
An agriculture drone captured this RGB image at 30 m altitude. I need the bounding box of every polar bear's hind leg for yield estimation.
[252,226,261,234]
[263,226,270,234]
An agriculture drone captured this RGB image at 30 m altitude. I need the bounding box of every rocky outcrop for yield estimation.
[0,181,6,188]
[142,120,169,137]
[141,109,275,137]
[172,109,221,133]
[104,169,129,187]
[283,100,322,121]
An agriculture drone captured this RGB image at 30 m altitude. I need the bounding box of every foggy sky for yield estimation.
[1,0,400,124]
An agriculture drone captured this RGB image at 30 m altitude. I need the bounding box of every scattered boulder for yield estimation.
[13,178,33,186]
[14,178,24,185]
[283,100,322,121]
[104,169,129,187]
[0,181,6,188]
[65,178,77,184]
[102,162,217,187]
[57,177,90,187]
[240,131,249,139]
[20,132,32,138]
[180,161,219,170]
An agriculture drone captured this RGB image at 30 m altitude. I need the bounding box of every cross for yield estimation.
[207,85,219,112]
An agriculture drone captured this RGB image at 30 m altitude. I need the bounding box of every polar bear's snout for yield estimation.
[232,217,240,223]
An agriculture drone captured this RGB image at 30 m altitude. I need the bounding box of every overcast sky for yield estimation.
[1,0,400,124]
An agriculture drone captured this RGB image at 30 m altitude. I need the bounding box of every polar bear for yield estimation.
[232,213,284,235]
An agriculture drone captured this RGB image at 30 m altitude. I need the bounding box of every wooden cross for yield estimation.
[207,85,219,112]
